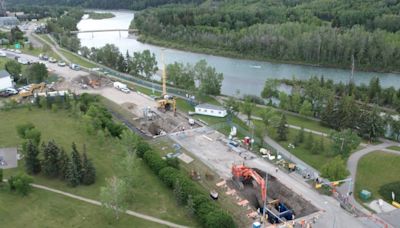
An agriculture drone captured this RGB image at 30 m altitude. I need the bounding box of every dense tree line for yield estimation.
[7,0,204,10]
[166,60,223,95]
[261,76,400,141]
[134,1,400,71]
[46,9,84,52]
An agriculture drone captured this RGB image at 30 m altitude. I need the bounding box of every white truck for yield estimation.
[113,82,130,93]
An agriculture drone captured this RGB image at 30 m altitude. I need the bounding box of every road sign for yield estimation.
[15,43,20,49]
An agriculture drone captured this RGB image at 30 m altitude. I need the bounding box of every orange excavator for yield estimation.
[232,164,266,204]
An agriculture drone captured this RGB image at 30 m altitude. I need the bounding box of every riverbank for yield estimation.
[137,34,399,75]
[87,12,115,20]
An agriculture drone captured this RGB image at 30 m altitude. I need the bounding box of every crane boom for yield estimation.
[161,49,167,96]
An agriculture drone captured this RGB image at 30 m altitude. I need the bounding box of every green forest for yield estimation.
[9,0,400,71]
[133,0,400,72]
[7,0,203,10]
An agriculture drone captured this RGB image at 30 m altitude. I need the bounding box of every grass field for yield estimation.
[387,146,400,151]
[59,49,97,68]
[263,124,334,171]
[38,34,56,46]
[355,151,400,203]
[0,107,197,227]
[0,187,162,228]
[253,105,332,134]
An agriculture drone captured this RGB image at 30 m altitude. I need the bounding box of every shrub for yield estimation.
[379,181,400,202]
[8,173,33,196]
[143,150,168,174]
[158,167,180,188]
[136,140,151,158]
[166,157,180,169]
[205,209,236,228]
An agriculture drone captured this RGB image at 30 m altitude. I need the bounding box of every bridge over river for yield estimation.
[70,29,138,34]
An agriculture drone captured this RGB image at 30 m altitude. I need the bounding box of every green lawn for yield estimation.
[0,187,162,228]
[38,34,56,46]
[0,107,197,227]
[355,152,400,203]
[60,49,97,68]
[253,105,332,134]
[265,125,334,171]
[387,146,400,151]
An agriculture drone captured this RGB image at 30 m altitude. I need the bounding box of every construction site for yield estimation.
[47,60,323,226]
[168,127,321,226]
[8,54,339,227]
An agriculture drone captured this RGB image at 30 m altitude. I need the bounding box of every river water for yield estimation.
[77,11,400,96]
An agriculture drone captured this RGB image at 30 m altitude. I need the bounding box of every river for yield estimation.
[77,10,400,97]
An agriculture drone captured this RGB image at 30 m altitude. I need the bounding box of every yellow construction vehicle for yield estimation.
[19,83,46,98]
[156,50,176,115]
[13,83,46,102]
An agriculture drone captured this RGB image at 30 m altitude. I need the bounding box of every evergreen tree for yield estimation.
[319,136,325,152]
[71,142,82,182]
[368,77,381,103]
[58,148,69,180]
[65,160,80,187]
[25,140,41,175]
[321,95,336,128]
[42,140,60,178]
[336,96,359,130]
[294,127,305,146]
[305,132,314,150]
[311,141,320,154]
[276,114,288,141]
[81,152,96,185]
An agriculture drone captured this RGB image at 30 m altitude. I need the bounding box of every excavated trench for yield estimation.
[229,168,318,220]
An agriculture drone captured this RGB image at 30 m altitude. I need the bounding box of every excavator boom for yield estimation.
[232,164,266,203]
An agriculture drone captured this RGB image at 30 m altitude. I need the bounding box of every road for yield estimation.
[23,22,43,49]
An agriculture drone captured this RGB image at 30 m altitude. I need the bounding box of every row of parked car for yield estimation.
[0,88,18,97]
[38,54,67,67]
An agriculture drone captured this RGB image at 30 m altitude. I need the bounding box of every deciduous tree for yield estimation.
[321,156,349,180]
[100,176,129,220]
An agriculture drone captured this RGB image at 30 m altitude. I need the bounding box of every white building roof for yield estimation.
[195,103,226,111]
[0,70,10,78]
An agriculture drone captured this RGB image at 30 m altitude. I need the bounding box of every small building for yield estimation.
[0,70,13,91]
[0,16,19,27]
[195,103,227,118]
[0,148,18,169]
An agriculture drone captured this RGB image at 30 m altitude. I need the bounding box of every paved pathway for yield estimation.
[337,140,400,226]
[5,180,189,228]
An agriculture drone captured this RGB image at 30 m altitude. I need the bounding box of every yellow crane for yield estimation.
[157,49,176,115]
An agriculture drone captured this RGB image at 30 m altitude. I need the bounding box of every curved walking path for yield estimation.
[338,140,400,218]
[27,182,189,228]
